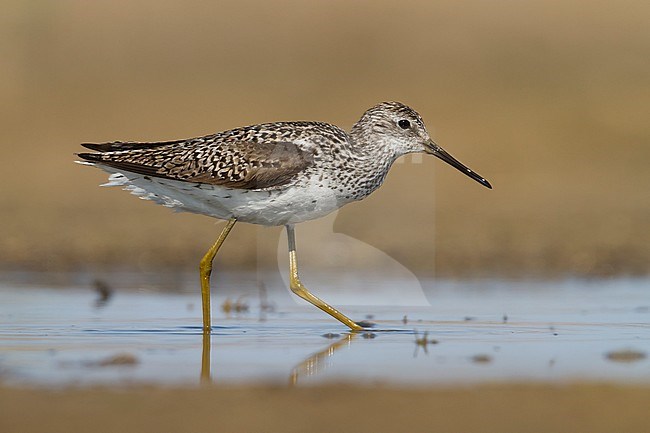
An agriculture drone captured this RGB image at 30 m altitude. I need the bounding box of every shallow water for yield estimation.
[0,274,648,387]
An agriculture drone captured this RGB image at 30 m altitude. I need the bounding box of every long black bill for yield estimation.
[425,141,492,189]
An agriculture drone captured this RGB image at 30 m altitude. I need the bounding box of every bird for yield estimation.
[77,101,491,332]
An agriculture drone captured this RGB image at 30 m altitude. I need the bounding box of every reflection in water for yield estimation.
[199,329,410,385]
[199,331,358,385]
[92,279,114,309]
[201,330,211,383]
[289,333,357,385]
[413,330,439,357]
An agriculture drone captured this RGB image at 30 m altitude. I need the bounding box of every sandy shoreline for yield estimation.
[2,383,649,433]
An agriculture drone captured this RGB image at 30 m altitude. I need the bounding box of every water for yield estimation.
[0,274,648,387]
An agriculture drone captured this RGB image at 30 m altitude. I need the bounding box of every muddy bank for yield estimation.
[2,384,649,433]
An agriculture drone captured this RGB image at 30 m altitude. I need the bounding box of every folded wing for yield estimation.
[78,135,315,190]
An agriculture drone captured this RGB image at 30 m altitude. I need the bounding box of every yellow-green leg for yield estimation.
[200,218,237,332]
[286,224,363,331]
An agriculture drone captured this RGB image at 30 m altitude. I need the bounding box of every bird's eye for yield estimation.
[398,119,411,129]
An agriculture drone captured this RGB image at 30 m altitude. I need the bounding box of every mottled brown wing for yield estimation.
[184,141,315,189]
[78,138,315,190]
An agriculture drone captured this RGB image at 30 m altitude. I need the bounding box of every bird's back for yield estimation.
[78,121,350,191]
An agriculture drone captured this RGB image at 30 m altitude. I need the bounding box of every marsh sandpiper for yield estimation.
[77,101,491,331]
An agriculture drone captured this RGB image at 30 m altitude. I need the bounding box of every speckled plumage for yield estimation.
[77,101,492,331]
[77,101,491,226]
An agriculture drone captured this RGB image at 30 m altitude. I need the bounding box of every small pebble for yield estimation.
[356,320,375,328]
[82,353,139,368]
[321,333,340,339]
[471,354,492,364]
[605,349,647,363]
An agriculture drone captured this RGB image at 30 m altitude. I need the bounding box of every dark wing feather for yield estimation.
[78,135,315,190]
[77,152,163,177]
[80,138,192,153]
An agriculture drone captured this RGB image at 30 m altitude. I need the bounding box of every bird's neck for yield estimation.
[333,127,401,199]
[348,123,401,170]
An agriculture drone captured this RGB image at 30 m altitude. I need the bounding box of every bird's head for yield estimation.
[353,101,492,189]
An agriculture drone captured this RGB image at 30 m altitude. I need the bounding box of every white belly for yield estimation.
[95,167,348,226]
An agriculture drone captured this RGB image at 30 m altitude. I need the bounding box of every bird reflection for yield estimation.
[289,333,357,385]
[199,331,360,385]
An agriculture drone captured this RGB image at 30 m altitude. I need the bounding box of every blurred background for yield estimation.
[1,0,648,278]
